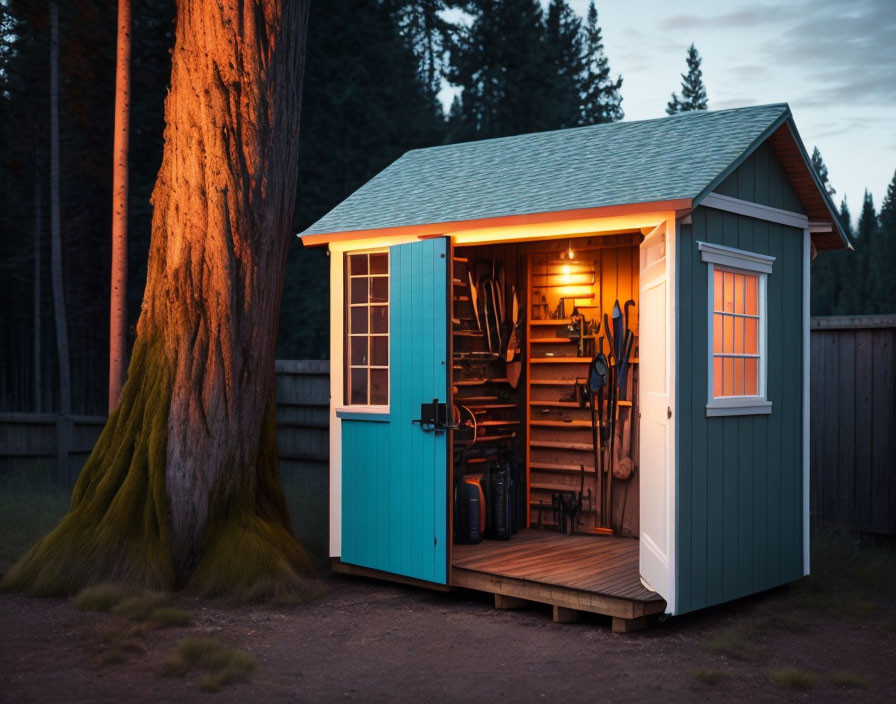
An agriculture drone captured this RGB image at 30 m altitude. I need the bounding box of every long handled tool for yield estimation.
[589,352,611,534]
[468,271,481,331]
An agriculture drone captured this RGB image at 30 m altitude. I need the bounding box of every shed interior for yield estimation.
[450,232,643,551]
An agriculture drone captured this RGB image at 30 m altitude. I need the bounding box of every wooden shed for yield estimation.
[299,104,849,630]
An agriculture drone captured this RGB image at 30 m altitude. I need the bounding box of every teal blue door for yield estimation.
[340,237,449,584]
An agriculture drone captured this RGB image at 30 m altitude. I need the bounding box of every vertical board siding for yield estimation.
[340,238,448,584]
[715,141,804,214]
[676,206,805,615]
[809,318,896,535]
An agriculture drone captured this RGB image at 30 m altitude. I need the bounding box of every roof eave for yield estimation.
[298,199,692,247]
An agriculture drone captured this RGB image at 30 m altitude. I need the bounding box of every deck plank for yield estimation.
[451,529,661,603]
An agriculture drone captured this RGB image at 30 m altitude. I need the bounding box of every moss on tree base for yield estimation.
[1,339,315,600]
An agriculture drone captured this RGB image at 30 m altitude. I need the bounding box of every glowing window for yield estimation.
[346,252,389,406]
[699,241,774,417]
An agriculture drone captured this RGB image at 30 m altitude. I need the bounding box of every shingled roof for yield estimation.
[300,103,848,249]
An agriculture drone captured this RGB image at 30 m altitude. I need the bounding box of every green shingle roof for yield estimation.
[300,104,795,238]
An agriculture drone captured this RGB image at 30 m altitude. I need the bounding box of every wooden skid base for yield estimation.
[453,567,665,623]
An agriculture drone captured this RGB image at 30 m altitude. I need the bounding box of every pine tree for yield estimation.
[810,147,836,197]
[809,145,838,315]
[870,170,896,312]
[579,1,623,125]
[544,0,583,129]
[447,0,551,139]
[837,192,877,314]
[394,0,452,102]
[666,43,707,115]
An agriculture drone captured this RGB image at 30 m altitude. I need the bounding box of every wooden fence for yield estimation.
[0,359,330,554]
[810,316,896,535]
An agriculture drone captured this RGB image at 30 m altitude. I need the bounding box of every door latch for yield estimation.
[412,399,454,432]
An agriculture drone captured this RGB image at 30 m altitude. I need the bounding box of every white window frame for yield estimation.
[343,249,390,410]
[699,241,774,417]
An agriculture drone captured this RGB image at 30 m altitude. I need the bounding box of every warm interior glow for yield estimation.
[712,268,760,398]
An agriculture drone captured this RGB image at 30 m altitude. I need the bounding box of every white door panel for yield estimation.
[639,222,675,612]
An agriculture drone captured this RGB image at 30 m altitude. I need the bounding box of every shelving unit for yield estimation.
[525,246,640,533]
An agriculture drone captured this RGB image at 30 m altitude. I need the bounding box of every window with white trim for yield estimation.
[346,251,389,406]
[699,242,774,416]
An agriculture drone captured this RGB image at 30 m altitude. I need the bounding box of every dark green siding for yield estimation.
[676,203,805,614]
[714,141,804,214]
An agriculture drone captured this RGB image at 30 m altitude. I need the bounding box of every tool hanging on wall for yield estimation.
[589,350,612,534]
[468,271,481,332]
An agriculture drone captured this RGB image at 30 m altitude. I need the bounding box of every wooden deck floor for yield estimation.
[451,530,665,624]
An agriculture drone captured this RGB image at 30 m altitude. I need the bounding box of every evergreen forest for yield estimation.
[0,0,892,415]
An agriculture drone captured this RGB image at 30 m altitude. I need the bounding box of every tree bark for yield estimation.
[33,134,42,413]
[3,0,312,598]
[108,0,131,412]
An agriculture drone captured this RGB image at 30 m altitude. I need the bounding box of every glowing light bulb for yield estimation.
[568,248,575,259]
[563,264,571,278]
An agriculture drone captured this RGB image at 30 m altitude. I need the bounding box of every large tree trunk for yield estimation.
[4,0,312,598]
[49,1,71,470]
[108,0,131,412]
[33,135,42,413]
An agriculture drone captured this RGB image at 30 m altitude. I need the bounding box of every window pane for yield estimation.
[350,368,368,405]
[713,269,723,312]
[734,357,745,395]
[714,357,723,398]
[370,369,388,405]
[723,315,734,353]
[732,315,740,354]
[723,271,735,313]
[745,318,758,354]
[745,275,758,315]
[350,277,368,304]
[735,274,745,314]
[370,336,388,366]
[370,276,388,303]
[746,358,758,395]
[349,254,368,276]
[370,253,388,275]
[370,305,388,334]
[713,314,722,353]
[350,306,367,334]
[350,336,367,365]
[723,357,734,396]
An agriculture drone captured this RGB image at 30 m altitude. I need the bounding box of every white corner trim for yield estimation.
[802,228,811,576]
[701,192,810,230]
[698,241,775,274]
[706,398,772,417]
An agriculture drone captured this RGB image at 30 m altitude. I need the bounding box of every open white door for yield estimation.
[639,221,676,613]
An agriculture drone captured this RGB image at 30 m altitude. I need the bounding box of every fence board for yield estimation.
[810,316,896,535]
[0,360,331,553]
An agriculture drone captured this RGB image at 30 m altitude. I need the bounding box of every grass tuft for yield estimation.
[148,606,191,628]
[162,636,255,689]
[769,667,814,690]
[830,670,869,689]
[74,583,129,612]
[703,624,762,660]
[693,669,727,686]
[112,593,168,621]
[96,649,126,666]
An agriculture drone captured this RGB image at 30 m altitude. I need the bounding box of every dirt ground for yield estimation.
[2,564,895,704]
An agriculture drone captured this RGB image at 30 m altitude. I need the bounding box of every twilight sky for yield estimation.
[440,0,896,222]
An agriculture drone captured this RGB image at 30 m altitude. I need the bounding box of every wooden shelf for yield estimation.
[531,420,593,429]
[530,440,593,452]
[531,357,591,364]
[454,295,470,302]
[453,330,482,337]
[454,378,509,386]
[530,462,595,473]
[529,400,580,408]
[530,336,596,344]
[454,395,498,402]
[476,420,521,427]
[462,403,517,410]
[453,256,469,264]
[529,319,572,326]
[477,433,516,443]
[452,278,467,287]
[529,379,576,386]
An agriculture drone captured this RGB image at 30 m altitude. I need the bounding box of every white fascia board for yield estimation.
[700,192,809,230]
[698,241,776,274]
